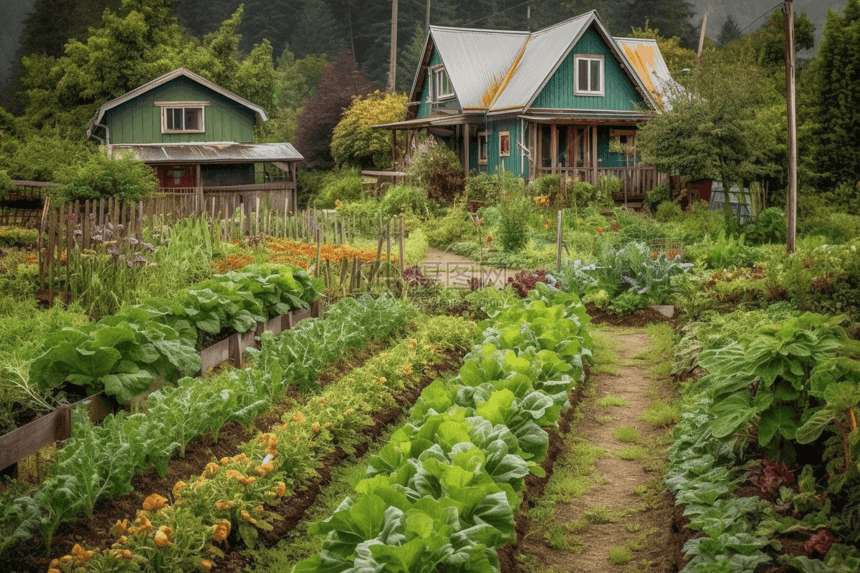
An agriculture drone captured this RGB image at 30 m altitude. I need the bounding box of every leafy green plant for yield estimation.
[645,183,672,212]
[497,192,534,252]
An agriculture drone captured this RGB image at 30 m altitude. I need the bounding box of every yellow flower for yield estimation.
[344,408,354,416]
[118,536,128,545]
[408,339,417,351]
[142,494,168,512]
[200,560,213,571]
[324,422,332,429]
[274,482,287,496]
[380,353,389,359]
[292,411,306,424]
[60,556,71,564]
[311,422,320,433]
[173,481,187,494]
[225,469,244,480]
[158,525,173,537]
[220,457,231,465]
[154,529,170,548]
[239,476,257,485]
[211,520,231,542]
[335,200,342,209]
[255,505,264,513]
[121,550,133,560]
[292,434,299,444]
[402,364,413,376]
[241,510,257,524]
[204,462,220,476]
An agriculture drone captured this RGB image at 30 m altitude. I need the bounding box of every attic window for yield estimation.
[156,101,208,134]
[433,66,454,100]
[574,54,604,97]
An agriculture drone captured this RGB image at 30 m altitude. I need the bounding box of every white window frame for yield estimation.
[432,65,454,101]
[573,54,605,97]
[155,101,209,134]
[478,131,488,165]
[499,131,511,158]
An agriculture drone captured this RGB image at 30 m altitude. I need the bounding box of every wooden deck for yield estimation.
[536,165,668,201]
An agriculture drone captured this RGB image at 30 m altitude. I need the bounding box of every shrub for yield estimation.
[465,172,494,202]
[379,185,428,218]
[406,140,465,202]
[497,193,533,252]
[744,207,786,245]
[316,167,364,208]
[55,152,157,204]
[330,91,408,169]
[527,175,561,202]
[645,182,671,212]
[597,174,622,204]
[571,181,598,210]
[336,199,382,237]
[0,169,11,198]
[423,203,474,249]
[0,227,38,247]
[655,201,683,222]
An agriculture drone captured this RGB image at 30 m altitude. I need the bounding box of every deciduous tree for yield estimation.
[331,91,407,169]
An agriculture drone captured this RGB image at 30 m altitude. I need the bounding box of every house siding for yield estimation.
[416,48,460,118]
[105,77,256,144]
[488,119,522,177]
[531,26,644,111]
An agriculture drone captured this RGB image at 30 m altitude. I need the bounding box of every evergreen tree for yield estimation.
[808,0,860,190]
[397,25,425,93]
[290,0,345,59]
[295,49,374,169]
[749,9,815,69]
[717,15,741,46]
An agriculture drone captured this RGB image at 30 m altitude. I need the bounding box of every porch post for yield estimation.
[391,129,397,170]
[463,124,469,178]
[528,122,536,179]
[550,123,558,174]
[591,123,598,185]
[196,163,203,214]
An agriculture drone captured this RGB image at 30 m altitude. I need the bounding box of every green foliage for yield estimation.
[465,168,523,204]
[689,230,756,269]
[645,183,671,212]
[0,170,11,195]
[744,208,786,245]
[0,136,95,182]
[314,167,364,208]
[571,181,599,210]
[405,139,465,203]
[379,185,428,218]
[497,193,534,252]
[54,152,157,204]
[596,174,622,201]
[422,203,474,249]
[0,227,38,247]
[528,175,561,200]
[331,91,407,169]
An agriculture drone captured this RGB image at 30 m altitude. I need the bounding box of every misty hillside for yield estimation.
[691,0,849,51]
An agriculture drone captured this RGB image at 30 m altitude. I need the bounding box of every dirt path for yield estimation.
[521,328,682,573]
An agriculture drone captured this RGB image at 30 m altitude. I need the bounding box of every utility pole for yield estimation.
[697,13,708,64]
[387,0,398,93]
[785,1,797,253]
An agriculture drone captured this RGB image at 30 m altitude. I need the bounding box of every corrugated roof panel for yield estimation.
[110,142,303,164]
[614,38,682,110]
[489,13,591,111]
[430,26,529,110]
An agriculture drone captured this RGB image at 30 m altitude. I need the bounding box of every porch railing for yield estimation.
[536,165,667,201]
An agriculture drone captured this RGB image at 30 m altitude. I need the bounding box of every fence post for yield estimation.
[556,210,563,274]
[399,215,405,276]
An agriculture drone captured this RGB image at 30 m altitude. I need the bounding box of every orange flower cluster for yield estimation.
[266,239,396,269]
[212,253,255,273]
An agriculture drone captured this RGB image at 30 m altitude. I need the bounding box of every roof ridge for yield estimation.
[529,10,594,35]
[429,24,528,35]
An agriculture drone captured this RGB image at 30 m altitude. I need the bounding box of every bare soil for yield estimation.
[515,329,687,573]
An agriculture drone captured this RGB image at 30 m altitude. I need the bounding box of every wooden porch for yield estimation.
[535,165,668,205]
[155,181,299,216]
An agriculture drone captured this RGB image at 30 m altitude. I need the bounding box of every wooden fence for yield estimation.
[0,305,319,482]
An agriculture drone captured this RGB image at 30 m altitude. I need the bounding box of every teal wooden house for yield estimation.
[379,11,680,199]
[87,68,302,210]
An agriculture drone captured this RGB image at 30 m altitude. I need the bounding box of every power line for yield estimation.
[461,1,533,28]
[736,2,784,37]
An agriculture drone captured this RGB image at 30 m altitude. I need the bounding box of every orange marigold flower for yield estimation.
[402,364,413,376]
[200,559,213,571]
[380,353,388,359]
[50,559,59,567]
[204,462,220,475]
[255,505,264,512]
[216,501,228,511]
[72,544,84,557]
[597,227,604,234]
[114,519,129,534]
[408,339,417,350]
[158,525,173,536]
[173,481,187,493]
[60,556,71,563]
[47,569,60,573]
[235,453,249,463]
[127,526,136,535]
[220,457,231,465]
[323,422,332,429]
[486,235,493,243]
[292,411,306,424]
[311,422,320,433]
[118,536,128,545]
[344,408,353,416]
[225,469,244,480]
[274,482,287,496]
[292,434,299,444]
[121,550,134,560]
[211,520,231,542]
[142,494,168,512]
[154,530,170,548]
[241,510,257,524]
[239,476,257,485]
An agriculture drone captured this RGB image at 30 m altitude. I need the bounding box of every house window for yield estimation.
[478,132,488,164]
[499,131,511,158]
[433,66,454,100]
[156,101,207,133]
[574,55,604,96]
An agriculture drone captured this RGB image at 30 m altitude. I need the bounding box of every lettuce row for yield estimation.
[294,284,592,573]
[28,265,316,403]
[0,296,412,556]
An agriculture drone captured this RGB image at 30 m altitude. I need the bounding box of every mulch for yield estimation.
[586,303,679,327]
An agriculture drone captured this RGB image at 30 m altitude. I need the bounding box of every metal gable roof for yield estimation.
[428,25,529,110]
[488,13,591,111]
[87,68,268,139]
[614,37,683,111]
[109,142,302,164]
